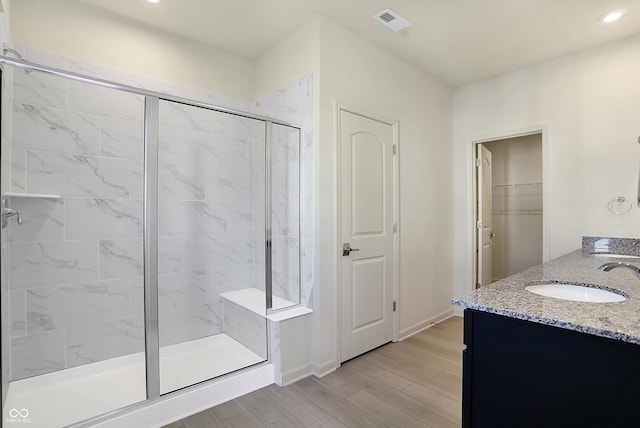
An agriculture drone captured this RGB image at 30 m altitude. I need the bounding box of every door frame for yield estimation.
[476,143,493,288]
[470,125,550,293]
[335,102,399,367]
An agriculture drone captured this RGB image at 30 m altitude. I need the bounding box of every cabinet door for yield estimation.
[463,309,640,428]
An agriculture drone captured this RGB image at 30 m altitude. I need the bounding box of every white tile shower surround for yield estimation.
[6,77,258,379]
[255,74,313,308]
[4,44,313,395]
[2,59,16,408]
[4,334,263,428]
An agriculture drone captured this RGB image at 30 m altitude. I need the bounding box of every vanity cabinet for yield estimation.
[462,309,640,428]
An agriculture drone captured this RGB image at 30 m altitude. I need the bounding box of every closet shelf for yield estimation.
[493,182,542,189]
[4,192,61,199]
[493,209,543,216]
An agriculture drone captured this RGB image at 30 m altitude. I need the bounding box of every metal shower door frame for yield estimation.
[0,55,300,404]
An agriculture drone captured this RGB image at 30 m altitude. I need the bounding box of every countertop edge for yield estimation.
[452,299,640,345]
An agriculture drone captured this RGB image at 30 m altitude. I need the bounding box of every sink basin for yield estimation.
[525,283,627,303]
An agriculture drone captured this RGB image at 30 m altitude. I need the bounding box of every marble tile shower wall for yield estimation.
[6,69,262,380]
[3,45,311,383]
[1,53,15,405]
[7,69,145,381]
[255,74,313,307]
[157,100,261,346]
[260,124,301,304]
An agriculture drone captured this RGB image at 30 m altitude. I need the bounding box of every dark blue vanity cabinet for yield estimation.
[462,309,640,428]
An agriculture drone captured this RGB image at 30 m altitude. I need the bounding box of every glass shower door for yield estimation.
[157,100,268,394]
[2,67,147,427]
[269,123,301,311]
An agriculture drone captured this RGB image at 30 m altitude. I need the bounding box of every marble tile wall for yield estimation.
[6,68,269,379]
[255,74,313,308]
[1,32,14,406]
[248,121,302,307]
[270,124,301,304]
[4,45,311,382]
[156,100,262,346]
[7,68,147,381]
[223,301,267,360]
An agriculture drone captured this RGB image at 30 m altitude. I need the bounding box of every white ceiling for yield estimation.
[78,0,640,87]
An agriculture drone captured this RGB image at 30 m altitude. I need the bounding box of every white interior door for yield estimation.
[339,109,395,363]
[477,144,493,288]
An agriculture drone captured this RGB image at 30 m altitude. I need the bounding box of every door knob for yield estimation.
[343,243,360,256]
[490,232,496,239]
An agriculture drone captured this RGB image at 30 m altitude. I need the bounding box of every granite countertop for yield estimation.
[452,237,640,345]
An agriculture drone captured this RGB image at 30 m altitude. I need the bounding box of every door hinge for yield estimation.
[476,221,482,229]
[393,301,397,312]
[393,223,397,233]
[475,158,481,167]
[393,144,397,155]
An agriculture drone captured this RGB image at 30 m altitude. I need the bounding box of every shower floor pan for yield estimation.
[4,334,263,428]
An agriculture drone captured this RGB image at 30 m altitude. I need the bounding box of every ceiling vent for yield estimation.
[373,8,411,32]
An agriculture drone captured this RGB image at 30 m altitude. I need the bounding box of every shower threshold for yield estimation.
[4,334,264,428]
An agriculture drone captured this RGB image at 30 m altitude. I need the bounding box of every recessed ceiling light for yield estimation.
[148,0,160,4]
[599,9,626,23]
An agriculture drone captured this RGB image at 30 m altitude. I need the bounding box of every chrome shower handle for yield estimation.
[1,196,23,228]
[4,207,23,225]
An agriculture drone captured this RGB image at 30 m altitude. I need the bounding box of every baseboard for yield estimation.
[453,306,464,317]
[312,358,337,379]
[398,309,455,341]
[279,364,313,386]
[85,363,274,428]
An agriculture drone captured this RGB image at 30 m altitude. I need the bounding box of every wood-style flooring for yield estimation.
[163,316,464,428]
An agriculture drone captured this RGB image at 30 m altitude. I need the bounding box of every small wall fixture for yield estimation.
[607,196,632,215]
[2,43,22,59]
[373,9,411,32]
[599,9,626,23]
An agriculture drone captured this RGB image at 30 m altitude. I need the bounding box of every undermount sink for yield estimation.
[525,283,627,303]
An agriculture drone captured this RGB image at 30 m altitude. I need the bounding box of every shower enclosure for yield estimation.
[0,56,301,427]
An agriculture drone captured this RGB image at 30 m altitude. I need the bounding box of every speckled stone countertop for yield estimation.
[452,237,640,345]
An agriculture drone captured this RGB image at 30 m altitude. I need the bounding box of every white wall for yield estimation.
[256,16,454,375]
[10,0,254,100]
[254,18,320,101]
[453,34,640,300]
[315,17,453,371]
[0,0,9,21]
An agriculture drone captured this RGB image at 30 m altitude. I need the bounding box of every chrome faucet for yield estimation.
[599,262,640,280]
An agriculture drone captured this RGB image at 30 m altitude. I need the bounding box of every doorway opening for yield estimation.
[474,133,543,288]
